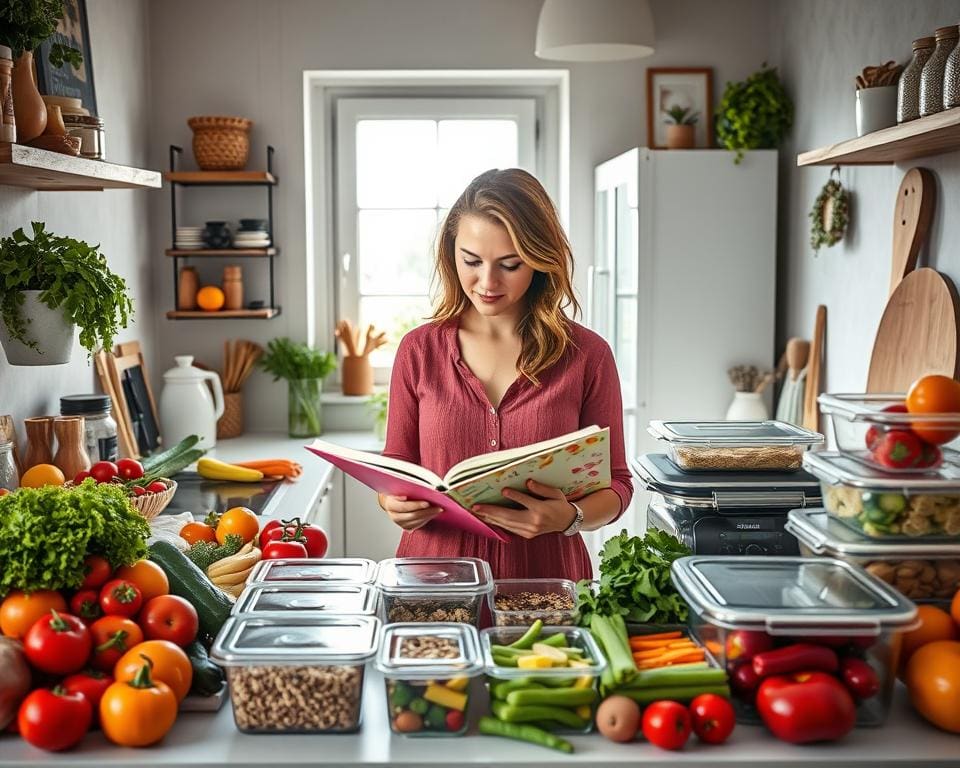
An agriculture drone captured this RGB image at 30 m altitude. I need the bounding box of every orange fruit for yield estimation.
[196,285,225,311]
[1,590,67,639]
[215,506,259,545]
[114,559,170,603]
[900,604,958,673]
[905,375,960,444]
[905,640,960,733]
[19,463,66,488]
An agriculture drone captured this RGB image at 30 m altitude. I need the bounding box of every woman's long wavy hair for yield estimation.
[429,168,580,386]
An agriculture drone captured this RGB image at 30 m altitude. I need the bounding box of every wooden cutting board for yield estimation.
[866,267,960,392]
[888,167,935,296]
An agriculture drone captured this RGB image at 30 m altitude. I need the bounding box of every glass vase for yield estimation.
[288,378,323,437]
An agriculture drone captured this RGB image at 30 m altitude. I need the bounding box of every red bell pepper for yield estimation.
[752,643,839,678]
[755,671,856,744]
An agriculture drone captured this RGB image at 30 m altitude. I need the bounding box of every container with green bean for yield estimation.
[480,621,606,734]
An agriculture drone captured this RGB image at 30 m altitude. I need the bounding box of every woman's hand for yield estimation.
[378,493,442,532]
[472,479,577,539]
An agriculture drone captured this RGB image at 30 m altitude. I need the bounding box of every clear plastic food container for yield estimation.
[231,583,378,616]
[491,579,578,626]
[209,614,380,733]
[375,623,482,737]
[376,557,493,626]
[804,450,960,540]
[671,555,917,726]
[819,393,960,474]
[481,625,606,734]
[647,420,823,472]
[787,508,960,603]
[247,557,377,585]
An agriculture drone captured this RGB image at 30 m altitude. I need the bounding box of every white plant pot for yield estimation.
[0,290,75,366]
[856,86,898,136]
[725,391,769,421]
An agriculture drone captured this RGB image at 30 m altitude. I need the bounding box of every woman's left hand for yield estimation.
[472,479,577,539]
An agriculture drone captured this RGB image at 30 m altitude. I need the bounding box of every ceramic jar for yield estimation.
[52,416,91,480]
[920,25,959,117]
[899,37,936,123]
[222,265,243,310]
[177,266,199,310]
[11,51,46,142]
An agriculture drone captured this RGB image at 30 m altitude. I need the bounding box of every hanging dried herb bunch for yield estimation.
[810,166,849,256]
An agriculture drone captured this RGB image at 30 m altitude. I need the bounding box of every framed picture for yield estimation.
[646,67,713,149]
[35,0,97,115]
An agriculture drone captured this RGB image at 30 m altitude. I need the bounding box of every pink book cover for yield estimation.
[304,445,508,542]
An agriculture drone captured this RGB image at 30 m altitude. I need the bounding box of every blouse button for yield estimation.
[490,439,497,446]
[489,406,496,414]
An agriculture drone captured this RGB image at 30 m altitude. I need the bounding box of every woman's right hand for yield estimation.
[378,494,442,532]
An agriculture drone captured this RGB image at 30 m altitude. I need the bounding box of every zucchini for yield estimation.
[149,540,232,644]
[185,640,225,697]
[143,434,201,473]
[143,448,205,484]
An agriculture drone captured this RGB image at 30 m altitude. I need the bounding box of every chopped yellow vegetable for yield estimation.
[531,642,569,664]
[573,675,594,689]
[575,705,592,720]
[424,683,468,712]
[445,676,470,692]
[517,655,555,669]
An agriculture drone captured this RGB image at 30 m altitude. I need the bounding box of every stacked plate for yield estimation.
[234,219,271,249]
[175,226,206,250]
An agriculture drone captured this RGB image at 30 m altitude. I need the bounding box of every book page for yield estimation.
[306,439,445,488]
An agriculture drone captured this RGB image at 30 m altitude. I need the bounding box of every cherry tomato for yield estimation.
[689,693,736,745]
[263,539,309,559]
[180,521,217,545]
[73,470,92,484]
[99,579,143,618]
[89,615,144,671]
[873,429,922,469]
[17,687,91,752]
[89,461,119,483]
[116,458,144,480]
[840,657,880,699]
[62,670,113,723]
[258,519,284,548]
[23,610,92,676]
[864,404,908,451]
[146,480,168,494]
[81,554,113,590]
[131,485,147,497]
[139,595,199,647]
[69,589,103,624]
[642,700,691,751]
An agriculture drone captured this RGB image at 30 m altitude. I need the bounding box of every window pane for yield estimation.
[356,120,437,208]
[437,120,519,207]
[360,295,433,367]
[358,210,438,295]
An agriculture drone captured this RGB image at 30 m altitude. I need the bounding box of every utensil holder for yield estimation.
[217,391,244,439]
[341,356,374,396]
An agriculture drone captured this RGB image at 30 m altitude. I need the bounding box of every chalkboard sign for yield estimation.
[122,366,160,454]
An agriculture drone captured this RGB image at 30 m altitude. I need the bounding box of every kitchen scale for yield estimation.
[631,453,822,555]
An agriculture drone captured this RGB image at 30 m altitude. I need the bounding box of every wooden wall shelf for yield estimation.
[797,107,960,166]
[166,308,280,320]
[165,170,277,186]
[165,248,276,257]
[0,143,161,190]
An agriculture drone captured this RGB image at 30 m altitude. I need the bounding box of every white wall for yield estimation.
[146,0,774,432]
[771,0,960,393]
[0,0,154,448]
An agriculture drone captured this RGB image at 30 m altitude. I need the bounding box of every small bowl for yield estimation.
[129,478,177,519]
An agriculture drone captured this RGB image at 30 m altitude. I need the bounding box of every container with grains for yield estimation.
[209,614,380,733]
[491,579,578,626]
[376,623,482,737]
[247,557,377,586]
[376,557,493,627]
[647,420,823,472]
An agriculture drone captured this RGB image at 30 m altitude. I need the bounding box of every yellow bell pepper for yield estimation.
[517,655,554,669]
[424,683,468,712]
[445,676,470,692]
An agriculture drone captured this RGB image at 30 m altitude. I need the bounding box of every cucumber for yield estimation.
[143,449,205,484]
[143,435,202,473]
[149,540,232,644]
[185,640,225,697]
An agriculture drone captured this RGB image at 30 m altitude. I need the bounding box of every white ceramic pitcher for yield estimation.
[159,355,224,449]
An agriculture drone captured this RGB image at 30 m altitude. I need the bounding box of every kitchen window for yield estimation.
[334,97,538,378]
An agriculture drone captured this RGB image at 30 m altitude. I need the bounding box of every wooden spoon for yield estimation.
[889,167,935,297]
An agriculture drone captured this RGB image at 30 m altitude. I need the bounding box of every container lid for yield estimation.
[803,451,960,491]
[787,508,960,557]
[60,394,111,416]
[231,583,378,616]
[376,557,493,595]
[209,614,380,666]
[247,557,377,585]
[375,622,483,679]
[648,420,823,447]
[61,114,104,127]
[631,453,822,510]
[671,555,917,635]
[819,393,960,433]
[480,625,607,679]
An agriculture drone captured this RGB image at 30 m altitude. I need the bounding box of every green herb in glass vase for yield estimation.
[368,390,389,441]
[716,64,793,163]
[259,337,337,437]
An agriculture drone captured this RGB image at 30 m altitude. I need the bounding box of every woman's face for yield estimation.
[454,214,535,319]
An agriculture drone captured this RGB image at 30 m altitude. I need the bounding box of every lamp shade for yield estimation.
[535,0,656,61]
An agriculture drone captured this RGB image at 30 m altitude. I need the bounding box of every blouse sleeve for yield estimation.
[382,333,421,465]
[580,340,634,519]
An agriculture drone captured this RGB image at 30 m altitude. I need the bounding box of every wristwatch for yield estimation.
[562,501,584,537]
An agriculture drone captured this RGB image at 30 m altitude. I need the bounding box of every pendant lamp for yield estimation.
[535,0,656,61]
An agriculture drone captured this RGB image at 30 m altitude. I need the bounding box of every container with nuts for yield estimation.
[788,508,960,603]
[491,579,578,626]
[376,557,494,627]
[247,557,378,586]
[209,615,380,733]
[375,623,482,737]
[231,583,379,617]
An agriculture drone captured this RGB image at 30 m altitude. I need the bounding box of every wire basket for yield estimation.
[130,478,177,520]
[217,392,244,439]
[187,115,252,171]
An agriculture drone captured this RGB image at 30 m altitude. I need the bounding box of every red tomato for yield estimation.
[99,579,143,618]
[873,429,922,469]
[131,485,147,497]
[689,693,736,745]
[139,595,199,647]
[69,589,103,624]
[298,523,329,558]
[840,657,880,700]
[730,661,760,697]
[81,554,113,590]
[73,470,92,484]
[23,611,92,676]
[917,441,943,469]
[116,458,144,480]
[89,461,119,483]
[725,629,774,662]
[89,615,144,671]
[864,404,909,451]
[262,539,308,559]
[258,519,284,548]
[641,700,691,751]
[146,481,168,494]
[62,670,114,722]
[17,688,92,752]
[755,671,856,744]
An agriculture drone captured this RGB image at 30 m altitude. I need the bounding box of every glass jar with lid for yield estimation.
[0,441,18,491]
[60,395,118,463]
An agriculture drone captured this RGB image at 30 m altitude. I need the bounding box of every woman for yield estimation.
[378,168,632,580]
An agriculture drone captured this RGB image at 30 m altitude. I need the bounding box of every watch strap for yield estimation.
[563,501,584,536]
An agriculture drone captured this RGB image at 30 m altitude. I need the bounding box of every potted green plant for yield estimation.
[0,222,134,366]
[716,64,793,163]
[259,337,337,437]
[664,105,699,149]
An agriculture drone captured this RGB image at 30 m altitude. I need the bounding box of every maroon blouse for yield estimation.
[382,317,633,581]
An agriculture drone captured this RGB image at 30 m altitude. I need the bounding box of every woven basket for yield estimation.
[217,392,244,439]
[130,478,178,520]
[187,115,252,171]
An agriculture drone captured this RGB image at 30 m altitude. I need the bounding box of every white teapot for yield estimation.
[159,355,224,450]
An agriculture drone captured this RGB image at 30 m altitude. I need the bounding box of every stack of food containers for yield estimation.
[210,558,381,733]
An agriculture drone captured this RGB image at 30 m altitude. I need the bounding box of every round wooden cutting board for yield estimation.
[867,267,960,393]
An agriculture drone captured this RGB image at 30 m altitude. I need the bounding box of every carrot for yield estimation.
[633,648,669,660]
[666,640,697,650]
[234,459,303,478]
[629,631,682,646]
[630,639,683,651]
